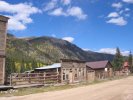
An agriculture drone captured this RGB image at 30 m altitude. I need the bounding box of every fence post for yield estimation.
[43,72,46,84]
[10,74,12,86]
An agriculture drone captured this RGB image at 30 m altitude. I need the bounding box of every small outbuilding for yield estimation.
[86,60,113,79]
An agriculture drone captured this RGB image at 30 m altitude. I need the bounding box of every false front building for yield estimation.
[0,15,9,85]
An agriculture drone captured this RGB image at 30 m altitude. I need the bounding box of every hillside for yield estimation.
[6,34,114,73]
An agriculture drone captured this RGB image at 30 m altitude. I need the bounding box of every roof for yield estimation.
[35,63,61,70]
[86,60,110,69]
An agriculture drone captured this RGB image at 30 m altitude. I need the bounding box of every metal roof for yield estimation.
[35,63,61,70]
[86,60,110,69]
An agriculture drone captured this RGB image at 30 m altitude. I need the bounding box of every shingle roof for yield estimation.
[86,60,109,69]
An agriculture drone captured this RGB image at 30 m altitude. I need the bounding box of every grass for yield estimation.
[0,75,129,97]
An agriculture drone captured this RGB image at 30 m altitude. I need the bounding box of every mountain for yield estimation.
[6,33,114,73]
[6,34,115,63]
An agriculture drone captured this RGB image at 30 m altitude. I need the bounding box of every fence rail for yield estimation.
[9,72,60,86]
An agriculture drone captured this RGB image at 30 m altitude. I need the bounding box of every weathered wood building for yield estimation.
[61,59,86,83]
[86,60,113,79]
[0,15,9,85]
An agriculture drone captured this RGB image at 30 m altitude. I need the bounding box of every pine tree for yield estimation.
[32,59,37,70]
[20,59,25,73]
[128,51,133,72]
[112,47,124,71]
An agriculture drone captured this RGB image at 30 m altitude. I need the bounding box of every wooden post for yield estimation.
[10,74,12,86]
[43,72,46,84]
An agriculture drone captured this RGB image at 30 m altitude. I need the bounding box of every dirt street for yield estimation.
[1,76,133,100]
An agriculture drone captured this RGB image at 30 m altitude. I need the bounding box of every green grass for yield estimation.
[0,75,129,97]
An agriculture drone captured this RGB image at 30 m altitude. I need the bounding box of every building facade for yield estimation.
[61,59,86,83]
[0,15,9,85]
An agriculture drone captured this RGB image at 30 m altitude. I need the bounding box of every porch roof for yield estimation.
[35,63,61,70]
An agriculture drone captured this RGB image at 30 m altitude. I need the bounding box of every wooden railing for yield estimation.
[9,72,60,86]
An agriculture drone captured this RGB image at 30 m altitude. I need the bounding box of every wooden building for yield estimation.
[61,59,86,83]
[122,61,130,75]
[0,15,9,85]
[86,60,113,79]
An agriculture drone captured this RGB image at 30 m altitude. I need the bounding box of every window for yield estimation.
[63,73,65,80]
[66,74,69,80]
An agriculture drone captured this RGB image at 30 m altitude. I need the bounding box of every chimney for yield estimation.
[0,15,9,85]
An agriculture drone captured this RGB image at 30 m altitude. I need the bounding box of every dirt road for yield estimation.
[1,76,133,100]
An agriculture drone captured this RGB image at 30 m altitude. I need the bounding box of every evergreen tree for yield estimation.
[32,59,37,70]
[20,59,25,73]
[128,51,133,72]
[112,47,124,71]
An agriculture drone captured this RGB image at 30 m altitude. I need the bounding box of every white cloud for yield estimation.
[125,8,130,11]
[61,0,71,5]
[49,8,67,16]
[49,6,87,20]
[0,1,41,31]
[108,12,119,18]
[44,0,87,20]
[7,16,26,30]
[67,7,87,20]
[123,0,133,3]
[106,17,127,26]
[44,0,57,11]
[112,2,123,9]
[62,37,74,43]
[82,48,91,51]
[97,48,130,56]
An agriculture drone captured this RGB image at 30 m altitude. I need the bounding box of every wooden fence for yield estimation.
[9,72,60,86]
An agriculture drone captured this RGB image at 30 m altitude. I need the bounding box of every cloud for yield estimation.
[61,0,71,5]
[125,8,130,11]
[107,12,119,18]
[49,8,66,16]
[62,37,74,42]
[0,1,41,31]
[106,17,127,26]
[44,0,87,20]
[44,0,57,11]
[123,0,133,3]
[112,2,123,9]
[49,6,87,20]
[97,48,130,56]
[82,48,91,51]
[67,7,87,20]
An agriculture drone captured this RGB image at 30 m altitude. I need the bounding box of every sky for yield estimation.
[0,0,133,56]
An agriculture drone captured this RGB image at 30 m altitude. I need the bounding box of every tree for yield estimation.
[20,59,25,73]
[112,47,124,71]
[128,51,133,72]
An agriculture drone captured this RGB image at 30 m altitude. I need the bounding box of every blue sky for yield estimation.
[0,0,133,56]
